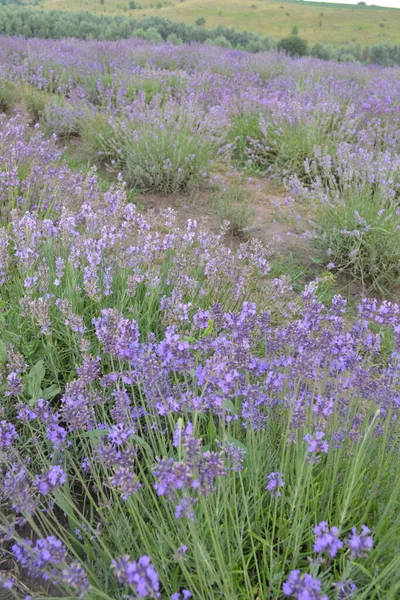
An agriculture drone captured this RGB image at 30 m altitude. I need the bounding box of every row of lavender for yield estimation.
[1,36,400,290]
[0,39,399,598]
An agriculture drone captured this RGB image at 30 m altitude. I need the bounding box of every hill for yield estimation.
[38,0,400,45]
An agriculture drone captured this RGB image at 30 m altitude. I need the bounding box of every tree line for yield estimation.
[0,5,400,67]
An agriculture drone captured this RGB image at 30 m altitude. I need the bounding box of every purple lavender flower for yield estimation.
[0,573,14,590]
[108,423,135,445]
[174,497,197,521]
[76,355,101,384]
[46,423,68,449]
[111,555,160,598]
[193,309,211,329]
[12,536,67,579]
[198,451,226,495]
[93,309,140,362]
[35,465,67,495]
[5,371,23,396]
[171,591,192,600]
[153,458,193,499]
[313,522,343,557]
[347,525,374,559]
[283,570,328,600]
[3,467,37,516]
[176,545,188,557]
[221,442,245,472]
[111,388,133,425]
[0,420,18,446]
[29,537,67,569]
[61,562,90,598]
[108,468,142,500]
[304,432,329,463]
[266,472,285,497]
[334,580,357,599]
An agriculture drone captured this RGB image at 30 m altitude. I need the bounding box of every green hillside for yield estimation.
[38,0,400,45]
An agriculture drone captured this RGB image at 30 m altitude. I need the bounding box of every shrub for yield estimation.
[80,113,118,165]
[236,114,338,180]
[277,35,308,57]
[311,42,333,60]
[129,0,136,7]
[22,87,47,123]
[227,112,264,165]
[195,16,205,26]
[116,121,214,194]
[291,25,299,35]
[314,192,400,294]
[42,97,85,138]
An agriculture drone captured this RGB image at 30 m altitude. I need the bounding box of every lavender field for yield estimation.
[1,36,400,599]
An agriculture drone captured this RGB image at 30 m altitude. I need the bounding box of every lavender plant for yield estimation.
[0,35,400,600]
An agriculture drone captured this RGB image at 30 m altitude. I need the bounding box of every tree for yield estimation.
[195,17,205,27]
[129,1,136,8]
[277,35,308,57]
[167,32,182,45]
[310,42,332,61]
[206,35,231,48]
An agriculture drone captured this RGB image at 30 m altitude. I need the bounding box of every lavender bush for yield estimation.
[0,37,400,599]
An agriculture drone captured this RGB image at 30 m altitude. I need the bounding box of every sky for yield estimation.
[304,0,400,6]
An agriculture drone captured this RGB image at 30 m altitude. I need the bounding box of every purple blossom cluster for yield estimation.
[313,521,373,560]
[283,570,328,600]
[313,522,343,558]
[12,536,67,578]
[266,471,285,497]
[111,555,160,598]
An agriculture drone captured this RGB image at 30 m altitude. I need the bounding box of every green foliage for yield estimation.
[291,25,299,35]
[277,35,308,57]
[315,192,400,294]
[129,0,136,8]
[0,81,17,112]
[195,16,205,26]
